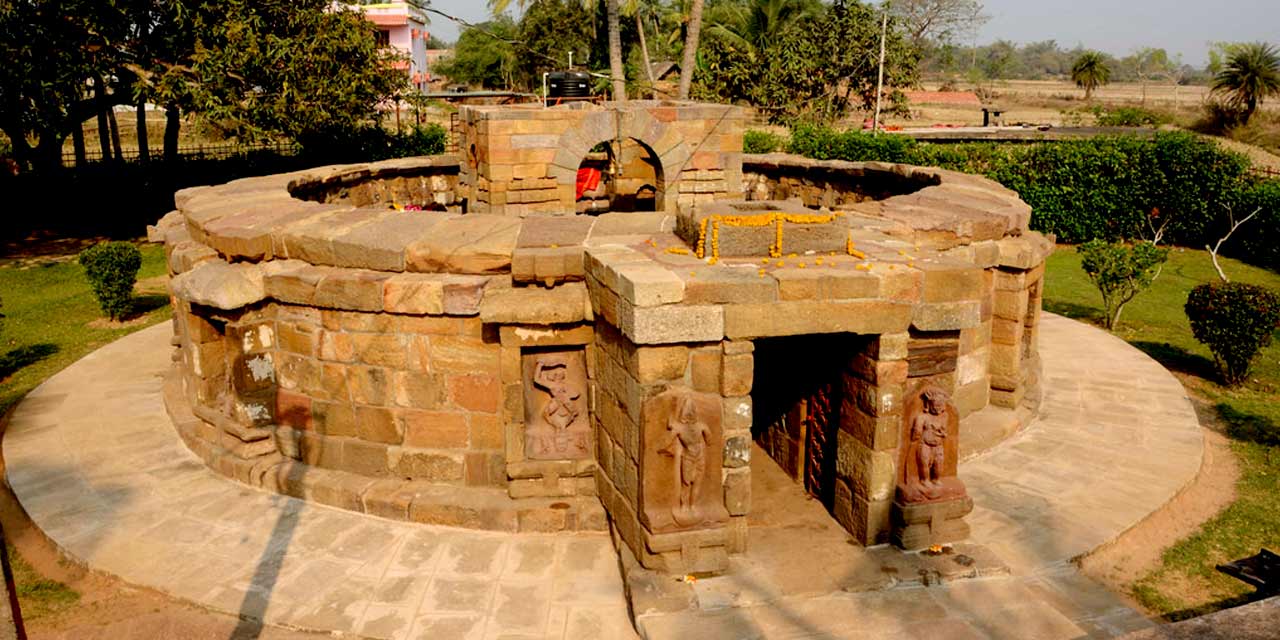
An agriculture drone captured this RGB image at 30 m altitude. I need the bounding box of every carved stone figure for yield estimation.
[659,395,711,526]
[640,388,728,534]
[533,358,581,431]
[892,383,972,550]
[522,350,590,460]
[910,387,950,500]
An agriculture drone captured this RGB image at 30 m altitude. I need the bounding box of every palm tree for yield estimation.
[1212,42,1280,125]
[605,0,626,101]
[622,0,656,94]
[489,0,627,101]
[677,0,704,99]
[1070,51,1110,100]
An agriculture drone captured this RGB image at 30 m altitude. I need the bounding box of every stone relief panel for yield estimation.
[522,349,591,460]
[640,388,730,534]
[896,384,966,504]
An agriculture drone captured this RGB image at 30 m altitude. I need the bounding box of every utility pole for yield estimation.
[872,2,889,134]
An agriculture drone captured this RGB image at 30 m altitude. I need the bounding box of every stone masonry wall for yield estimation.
[458,101,744,216]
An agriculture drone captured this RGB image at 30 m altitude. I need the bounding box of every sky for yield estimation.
[424,0,1280,68]
[977,0,1278,67]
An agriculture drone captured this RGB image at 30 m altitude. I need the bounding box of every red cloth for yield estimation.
[576,167,602,200]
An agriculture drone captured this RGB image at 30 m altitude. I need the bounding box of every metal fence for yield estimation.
[62,141,300,166]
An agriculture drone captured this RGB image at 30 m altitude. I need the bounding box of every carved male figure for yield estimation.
[532,358,581,431]
[910,387,950,500]
[659,395,710,525]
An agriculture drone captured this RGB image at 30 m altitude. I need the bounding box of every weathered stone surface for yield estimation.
[171,260,266,310]
[618,301,724,345]
[639,388,729,534]
[382,273,445,315]
[723,300,911,339]
[405,215,521,274]
[479,282,590,324]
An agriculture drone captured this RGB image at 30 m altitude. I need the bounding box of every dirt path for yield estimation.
[1210,136,1280,172]
[1078,392,1241,614]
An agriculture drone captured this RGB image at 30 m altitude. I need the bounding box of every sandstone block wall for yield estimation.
[458,101,745,215]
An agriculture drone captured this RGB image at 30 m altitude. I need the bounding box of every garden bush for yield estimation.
[1185,282,1280,386]
[743,129,785,154]
[779,124,1277,269]
[1078,239,1169,330]
[1092,105,1169,127]
[79,242,142,321]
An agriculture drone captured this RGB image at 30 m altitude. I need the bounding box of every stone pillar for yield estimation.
[833,333,908,546]
[990,263,1045,409]
[591,322,742,574]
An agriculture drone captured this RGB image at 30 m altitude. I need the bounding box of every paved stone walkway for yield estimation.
[3,324,634,640]
[4,313,1204,639]
[635,313,1203,638]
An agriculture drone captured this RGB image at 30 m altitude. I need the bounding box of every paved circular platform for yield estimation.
[4,313,1204,639]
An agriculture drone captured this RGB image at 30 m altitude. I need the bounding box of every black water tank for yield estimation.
[547,71,591,99]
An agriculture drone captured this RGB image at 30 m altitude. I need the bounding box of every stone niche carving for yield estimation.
[640,388,729,534]
[522,349,591,460]
[891,384,974,550]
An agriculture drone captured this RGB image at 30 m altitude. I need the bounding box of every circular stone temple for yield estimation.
[160,101,1053,575]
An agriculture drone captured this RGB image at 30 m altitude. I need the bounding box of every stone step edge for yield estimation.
[161,365,607,534]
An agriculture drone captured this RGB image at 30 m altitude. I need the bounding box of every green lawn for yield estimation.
[0,241,170,620]
[0,243,171,414]
[1043,246,1280,620]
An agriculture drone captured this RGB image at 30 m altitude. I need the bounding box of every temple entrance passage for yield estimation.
[751,334,869,511]
[575,137,663,214]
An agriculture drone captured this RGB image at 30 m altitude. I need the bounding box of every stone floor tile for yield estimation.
[358,604,418,640]
[423,576,497,615]
[408,614,487,640]
[438,537,509,578]
[562,605,639,640]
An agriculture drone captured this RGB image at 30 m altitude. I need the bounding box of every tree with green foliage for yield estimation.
[1070,51,1110,100]
[433,16,520,89]
[1078,239,1169,330]
[696,0,917,124]
[1185,282,1280,386]
[516,0,597,90]
[165,0,404,143]
[1211,42,1280,126]
[79,242,143,321]
[0,0,131,171]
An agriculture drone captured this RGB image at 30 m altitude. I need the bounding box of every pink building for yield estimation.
[355,2,432,90]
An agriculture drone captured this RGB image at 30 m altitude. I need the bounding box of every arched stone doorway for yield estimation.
[575,137,665,214]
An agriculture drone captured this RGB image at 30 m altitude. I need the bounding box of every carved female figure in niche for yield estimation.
[532,359,581,431]
[659,395,710,526]
[911,387,950,499]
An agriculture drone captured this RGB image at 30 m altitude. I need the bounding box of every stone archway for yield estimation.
[548,109,691,214]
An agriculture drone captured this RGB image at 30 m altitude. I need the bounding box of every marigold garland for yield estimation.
[692,211,841,261]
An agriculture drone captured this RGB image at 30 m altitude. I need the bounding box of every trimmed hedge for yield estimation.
[779,125,1279,268]
[1185,282,1280,385]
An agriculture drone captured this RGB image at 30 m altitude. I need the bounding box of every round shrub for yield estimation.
[1184,282,1280,386]
[79,241,142,321]
[743,129,784,154]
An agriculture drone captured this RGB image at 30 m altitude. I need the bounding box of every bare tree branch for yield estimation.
[1207,205,1262,283]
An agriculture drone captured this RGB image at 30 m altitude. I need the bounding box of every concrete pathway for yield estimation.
[3,324,634,640]
[4,313,1205,639]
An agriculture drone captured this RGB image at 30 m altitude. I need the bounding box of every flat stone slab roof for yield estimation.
[4,313,1201,638]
